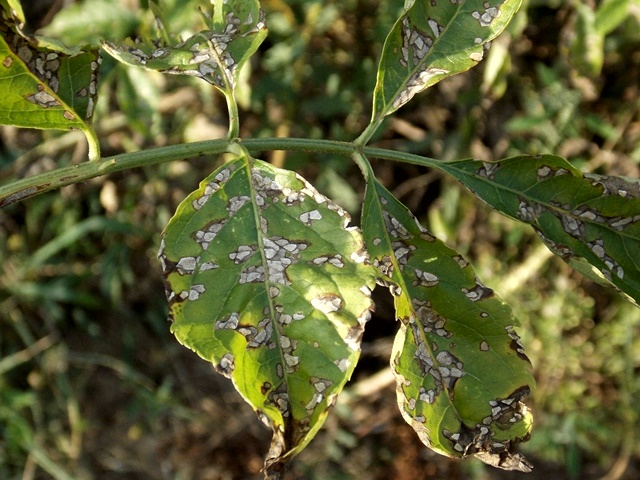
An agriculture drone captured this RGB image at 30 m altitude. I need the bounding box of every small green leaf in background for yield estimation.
[362,174,535,471]
[0,3,101,159]
[440,154,640,307]
[594,0,630,36]
[37,0,140,47]
[567,0,630,78]
[370,0,523,121]
[101,0,266,94]
[159,154,376,475]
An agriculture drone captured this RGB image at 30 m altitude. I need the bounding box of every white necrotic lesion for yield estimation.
[472,3,502,27]
[228,244,255,263]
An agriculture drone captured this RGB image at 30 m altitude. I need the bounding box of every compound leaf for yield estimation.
[362,175,534,471]
[102,0,266,95]
[439,155,640,307]
[0,6,101,159]
[159,154,376,475]
[372,0,522,120]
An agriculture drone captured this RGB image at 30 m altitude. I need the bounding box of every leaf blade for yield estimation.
[439,154,640,306]
[372,0,522,120]
[362,176,535,471]
[0,8,101,158]
[159,155,376,473]
[101,0,266,94]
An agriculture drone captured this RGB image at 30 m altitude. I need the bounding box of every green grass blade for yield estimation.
[440,155,640,307]
[159,154,376,474]
[22,216,138,274]
[362,176,535,471]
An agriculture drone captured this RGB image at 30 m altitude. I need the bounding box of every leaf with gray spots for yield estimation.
[439,154,640,307]
[102,0,266,94]
[0,4,101,159]
[159,154,376,476]
[370,0,522,122]
[362,175,535,470]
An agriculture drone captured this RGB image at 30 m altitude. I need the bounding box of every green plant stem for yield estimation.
[354,114,385,146]
[225,89,240,140]
[0,137,440,207]
[351,150,375,182]
[84,127,101,161]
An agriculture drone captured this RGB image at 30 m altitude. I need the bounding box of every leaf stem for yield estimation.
[225,89,240,140]
[354,114,385,147]
[0,137,441,207]
[351,150,374,182]
[84,127,101,161]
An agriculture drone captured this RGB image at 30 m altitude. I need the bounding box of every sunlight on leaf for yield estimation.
[362,174,535,471]
[0,5,101,159]
[0,0,23,22]
[440,155,640,307]
[159,154,376,475]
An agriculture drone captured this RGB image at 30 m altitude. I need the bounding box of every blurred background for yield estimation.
[1,0,639,478]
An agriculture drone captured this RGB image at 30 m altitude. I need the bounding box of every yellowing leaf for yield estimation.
[0,6,101,159]
[159,154,376,475]
[362,175,535,471]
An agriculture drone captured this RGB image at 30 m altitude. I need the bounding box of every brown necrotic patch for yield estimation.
[215,353,235,378]
[25,86,60,108]
[461,277,494,302]
[413,299,453,339]
[267,383,290,417]
[505,326,530,363]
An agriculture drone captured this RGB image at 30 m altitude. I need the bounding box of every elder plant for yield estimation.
[1,0,639,478]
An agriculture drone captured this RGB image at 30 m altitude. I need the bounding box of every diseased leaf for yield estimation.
[439,155,640,307]
[101,0,266,94]
[362,175,535,471]
[371,0,522,119]
[159,154,376,475]
[0,5,101,159]
[0,0,23,22]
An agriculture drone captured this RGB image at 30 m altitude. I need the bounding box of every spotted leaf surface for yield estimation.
[362,177,535,471]
[371,0,522,120]
[0,7,101,158]
[440,154,640,307]
[159,155,376,474]
[102,0,266,93]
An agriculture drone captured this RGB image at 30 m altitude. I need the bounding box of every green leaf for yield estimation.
[159,154,376,474]
[371,0,522,120]
[362,176,535,471]
[0,0,24,24]
[569,3,604,78]
[594,0,630,36]
[0,7,101,159]
[101,0,266,94]
[439,154,640,307]
[37,0,140,46]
